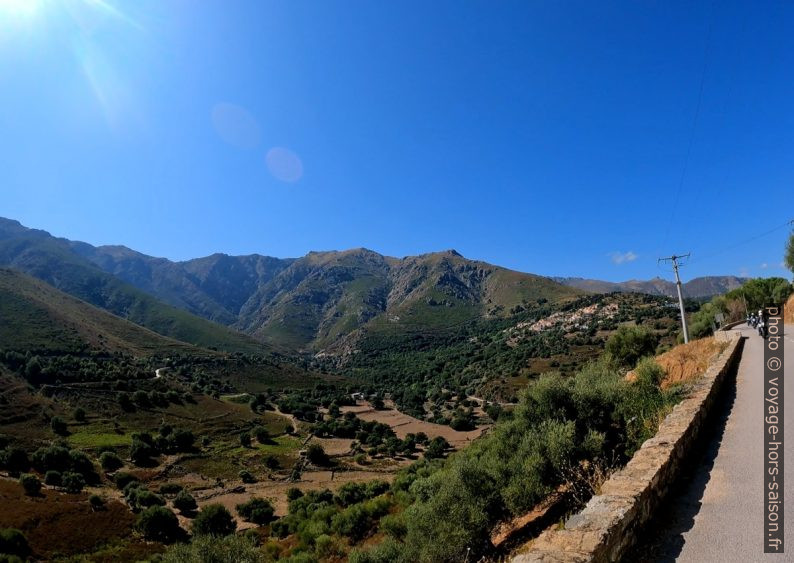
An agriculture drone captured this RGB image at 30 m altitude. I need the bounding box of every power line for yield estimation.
[662,6,715,250]
[688,219,793,266]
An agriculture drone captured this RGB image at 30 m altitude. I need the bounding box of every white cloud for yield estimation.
[760,263,768,269]
[609,251,638,265]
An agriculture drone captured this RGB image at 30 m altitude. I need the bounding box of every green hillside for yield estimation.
[0,220,269,354]
[0,268,204,356]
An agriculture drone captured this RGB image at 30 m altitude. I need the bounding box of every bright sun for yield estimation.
[0,0,40,19]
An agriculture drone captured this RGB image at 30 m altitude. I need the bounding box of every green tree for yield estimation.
[605,326,659,367]
[62,472,85,494]
[89,494,105,510]
[236,498,275,525]
[2,447,29,475]
[161,535,264,563]
[19,474,41,496]
[785,230,794,275]
[253,426,270,444]
[44,470,62,486]
[50,416,68,436]
[306,443,329,466]
[130,438,156,465]
[173,490,197,513]
[136,506,181,543]
[192,504,236,537]
[0,529,29,560]
[99,451,123,472]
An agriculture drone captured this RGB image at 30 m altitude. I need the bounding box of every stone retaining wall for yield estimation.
[513,334,745,563]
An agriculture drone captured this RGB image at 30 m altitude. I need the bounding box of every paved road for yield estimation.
[630,323,794,562]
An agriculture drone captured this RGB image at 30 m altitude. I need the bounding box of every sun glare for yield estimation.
[0,0,40,19]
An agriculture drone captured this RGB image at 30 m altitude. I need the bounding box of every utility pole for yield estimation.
[658,253,691,343]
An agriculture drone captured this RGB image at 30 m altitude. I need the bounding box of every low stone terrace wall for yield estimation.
[513,334,745,563]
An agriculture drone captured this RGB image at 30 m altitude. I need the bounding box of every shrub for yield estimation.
[136,490,167,510]
[133,390,149,407]
[236,498,275,525]
[335,482,366,507]
[634,357,666,387]
[114,471,138,490]
[50,416,68,435]
[73,408,86,423]
[19,474,41,496]
[170,429,195,452]
[0,529,29,559]
[2,448,29,475]
[423,437,449,459]
[380,513,407,539]
[306,443,329,466]
[263,454,279,470]
[118,392,134,411]
[137,506,181,543]
[69,450,95,478]
[44,470,62,486]
[315,533,341,558]
[239,469,256,484]
[253,426,270,444]
[348,538,403,563]
[605,326,659,367]
[161,535,264,563]
[130,439,156,465]
[192,504,236,537]
[62,472,85,494]
[286,487,303,502]
[32,445,71,473]
[239,432,252,448]
[159,483,183,496]
[89,494,105,509]
[99,451,123,472]
[365,480,390,498]
[173,490,197,513]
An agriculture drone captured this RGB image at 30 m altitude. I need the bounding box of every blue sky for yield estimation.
[1,0,792,282]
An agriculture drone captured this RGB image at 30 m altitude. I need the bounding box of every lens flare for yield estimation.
[0,0,39,18]
[266,147,304,183]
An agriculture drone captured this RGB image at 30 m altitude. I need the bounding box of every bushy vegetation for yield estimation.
[605,325,659,367]
[268,485,394,557]
[689,277,793,338]
[99,451,123,472]
[192,504,236,537]
[161,534,266,563]
[316,293,678,414]
[31,443,98,484]
[129,427,195,466]
[136,505,182,543]
[236,498,275,525]
[19,473,41,496]
[347,355,683,562]
[0,529,29,560]
[173,490,198,513]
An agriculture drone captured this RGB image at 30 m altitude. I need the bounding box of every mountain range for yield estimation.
[552,276,748,299]
[0,217,745,355]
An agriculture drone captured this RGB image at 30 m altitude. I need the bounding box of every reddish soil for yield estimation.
[0,478,152,560]
[187,469,395,529]
[340,401,489,448]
